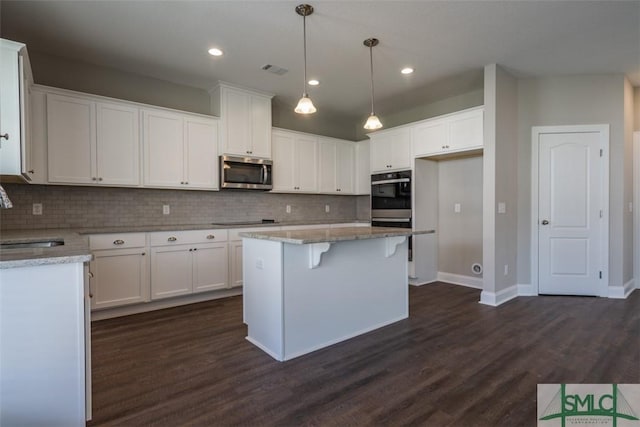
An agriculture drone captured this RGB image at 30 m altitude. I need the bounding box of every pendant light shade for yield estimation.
[363,38,382,130]
[295,4,316,114]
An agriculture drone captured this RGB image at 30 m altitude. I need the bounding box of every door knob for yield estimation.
[541,220,549,225]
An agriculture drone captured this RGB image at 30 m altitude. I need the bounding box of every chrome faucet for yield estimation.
[0,184,13,209]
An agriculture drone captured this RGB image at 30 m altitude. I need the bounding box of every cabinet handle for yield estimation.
[206,234,215,239]
[180,181,184,184]
[0,133,8,140]
[168,236,177,242]
[92,177,97,181]
[98,177,103,181]
[141,252,146,256]
[189,248,193,252]
[88,271,94,278]
[193,248,198,251]
[113,239,125,245]
[28,170,35,174]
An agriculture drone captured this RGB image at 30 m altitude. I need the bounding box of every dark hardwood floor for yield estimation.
[87,283,640,426]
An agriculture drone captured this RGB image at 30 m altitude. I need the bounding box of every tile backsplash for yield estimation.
[0,184,371,230]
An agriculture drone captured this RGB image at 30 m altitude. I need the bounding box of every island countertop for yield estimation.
[239,226,435,245]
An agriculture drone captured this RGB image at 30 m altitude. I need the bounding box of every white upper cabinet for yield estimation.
[412,107,483,158]
[47,93,141,186]
[0,39,33,181]
[96,102,140,186]
[318,137,354,194]
[211,83,273,159]
[354,140,370,195]
[271,129,318,193]
[143,108,218,190]
[368,127,412,173]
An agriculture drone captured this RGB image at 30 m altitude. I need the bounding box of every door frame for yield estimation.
[531,124,610,296]
[634,131,640,290]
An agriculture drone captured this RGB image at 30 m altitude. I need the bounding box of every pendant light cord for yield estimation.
[369,44,375,115]
[302,14,308,97]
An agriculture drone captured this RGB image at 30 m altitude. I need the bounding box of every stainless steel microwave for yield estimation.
[220,155,272,190]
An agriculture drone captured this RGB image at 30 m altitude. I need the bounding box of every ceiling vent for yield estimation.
[261,64,288,75]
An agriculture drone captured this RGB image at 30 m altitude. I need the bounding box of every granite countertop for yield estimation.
[0,220,370,268]
[239,226,435,245]
[0,229,92,269]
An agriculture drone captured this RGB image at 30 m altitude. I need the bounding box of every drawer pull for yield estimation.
[168,236,177,242]
[141,252,146,256]
[113,239,125,245]
[206,234,215,239]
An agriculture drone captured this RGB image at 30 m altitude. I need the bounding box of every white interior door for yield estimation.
[537,128,607,296]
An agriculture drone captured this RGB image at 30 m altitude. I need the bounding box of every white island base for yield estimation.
[243,231,409,361]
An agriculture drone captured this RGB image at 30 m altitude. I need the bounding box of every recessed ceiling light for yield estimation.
[401,67,414,75]
[208,48,223,57]
[308,79,319,86]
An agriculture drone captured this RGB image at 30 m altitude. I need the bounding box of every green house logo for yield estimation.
[539,384,639,427]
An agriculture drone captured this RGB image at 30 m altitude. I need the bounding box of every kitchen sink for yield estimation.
[0,240,64,249]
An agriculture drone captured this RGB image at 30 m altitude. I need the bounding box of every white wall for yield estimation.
[483,64,519,296]
[516,74,629,289]
[623,78,634,286]
[437,156,483,277]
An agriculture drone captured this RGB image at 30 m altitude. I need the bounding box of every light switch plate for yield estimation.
[286,205,291,214]
[498,202,506,214]
[325,204,330,213]
[454,203,461,213]
[32,203,42,215]
[163,205,170,215]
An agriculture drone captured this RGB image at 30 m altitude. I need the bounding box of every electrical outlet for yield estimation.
[256,258,264,269]
[286,205,291,214]
[454,203,461,213]
[325,204,330,213]
[163,205,170,215]
[498,202,506,214]
[32,203,42,215]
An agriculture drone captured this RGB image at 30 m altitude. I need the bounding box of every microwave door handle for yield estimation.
[262,164,269,185]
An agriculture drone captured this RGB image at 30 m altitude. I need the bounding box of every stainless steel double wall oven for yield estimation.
[370,170,412,260]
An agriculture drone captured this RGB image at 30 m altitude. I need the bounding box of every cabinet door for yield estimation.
[222,90,250,156]
[229,241,244,288]
[184,117,218,189]
[336,141,354,193]
[47,94,96,183]
[355,140,370,195]
[390,128,412,170]
[90,249,148,309]
[143,109,184,187]
[150,245,192,299]
[96,102,140,186]
[295,134,318,192]
[192,243,228,293]
[449,109,483,151]
[318,139,337,193]
[412,120,448,157]
[271,131,296,191]
[250,95,272,158]
[369,133,391,173]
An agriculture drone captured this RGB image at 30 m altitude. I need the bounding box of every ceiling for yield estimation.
[1,1,639,121]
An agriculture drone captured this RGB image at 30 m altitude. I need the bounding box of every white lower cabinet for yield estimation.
[149,230,228,300]
[89,233,149,310]
[229,241,244,289]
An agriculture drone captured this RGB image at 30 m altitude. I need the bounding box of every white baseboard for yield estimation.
[91,288,243,320]
[479,284,518,307]
[608,279,636,299]
[517,283,536,296]
[437,272,483,289]
[409,277,438,286]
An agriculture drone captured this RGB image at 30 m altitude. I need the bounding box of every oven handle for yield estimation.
[371,178,410,185]
[371,217,411,223]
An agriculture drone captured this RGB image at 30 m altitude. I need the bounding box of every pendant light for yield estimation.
[363,38,383,130]
[294,4,317,114]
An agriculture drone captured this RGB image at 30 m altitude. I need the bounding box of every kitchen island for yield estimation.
[240,226,434,361]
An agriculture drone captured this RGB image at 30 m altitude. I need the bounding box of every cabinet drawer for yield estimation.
[90,233,146,250]
[149,229,228,246]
